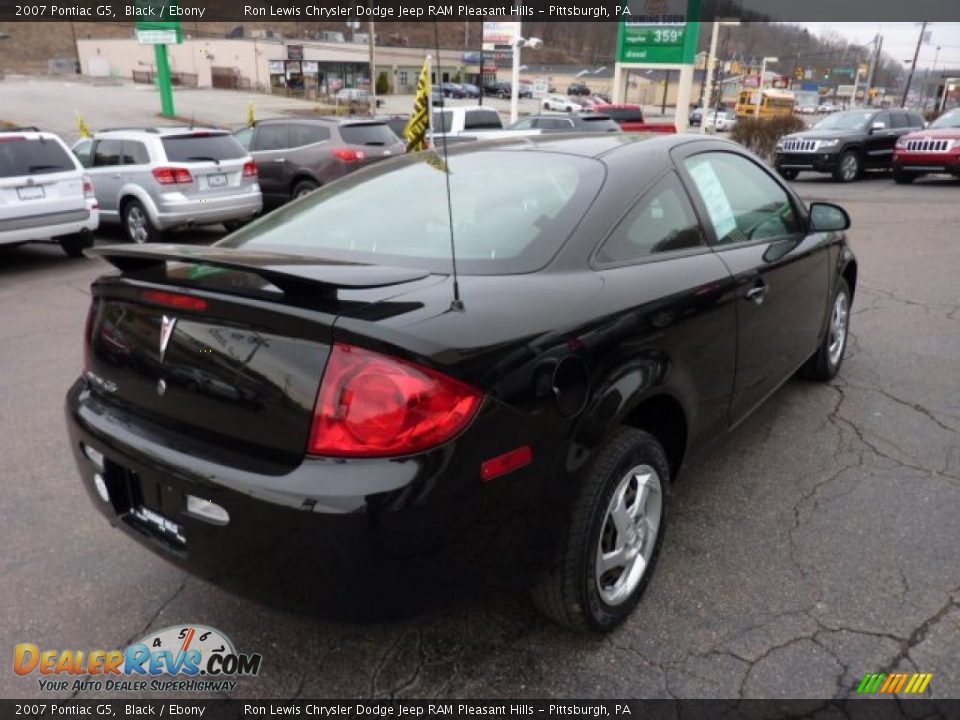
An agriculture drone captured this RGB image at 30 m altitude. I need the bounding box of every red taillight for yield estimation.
[331,148,364,163]
[242,160,257,177]
[140,290,208,311]
[308,343,483,457]
[152,167,193,185]
[0,136,26,143]
[82,178,95,198]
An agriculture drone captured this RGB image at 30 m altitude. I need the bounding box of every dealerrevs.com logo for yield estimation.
[14,625,262,693]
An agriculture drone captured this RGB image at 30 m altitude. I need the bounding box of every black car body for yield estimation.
[67,135,857,630]
[568,83,592,97]
[774,108,926,182]
[510,113,622,133]
[234,118,404,208]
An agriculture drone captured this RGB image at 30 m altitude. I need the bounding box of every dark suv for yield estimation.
[774,108,926,182]
[234,118,405,208]
[567,83,591,97]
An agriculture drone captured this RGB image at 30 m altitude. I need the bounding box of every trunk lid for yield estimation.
[85,244,437,466]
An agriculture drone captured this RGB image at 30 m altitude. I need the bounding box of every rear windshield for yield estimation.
[339,123,399,146]
[161,133,246,162]
[606,108,644,123]
[579,117,621,132]
[219,150,605,275]
[0,137,77,178]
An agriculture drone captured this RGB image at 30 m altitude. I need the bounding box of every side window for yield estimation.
[122,141,150,165]
[234,127,254,150]
[684,152,801,245]
[512,118,534,130]
[873,113,890,129]
[92,139,123,167]
[254,124,289,151]
[289,124,330,147]
[890,112,909,129]
[73,139,93,168]
[596,172,704,264]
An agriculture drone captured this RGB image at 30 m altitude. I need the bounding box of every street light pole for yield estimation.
[901,21,928,108]
[701,20,738,134]
[755,56,777,119]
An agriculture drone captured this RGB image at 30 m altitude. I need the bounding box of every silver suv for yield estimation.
[0,127,99,257]
[73,127,262,243]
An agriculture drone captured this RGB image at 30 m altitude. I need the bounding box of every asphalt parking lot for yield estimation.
[2,171,958,701]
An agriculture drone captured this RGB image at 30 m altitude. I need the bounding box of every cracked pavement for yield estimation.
[2,173,958,701]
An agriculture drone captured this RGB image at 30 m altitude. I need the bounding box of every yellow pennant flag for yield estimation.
[246,102,257,127]
[404,58,432,153]
[76,112,91,139]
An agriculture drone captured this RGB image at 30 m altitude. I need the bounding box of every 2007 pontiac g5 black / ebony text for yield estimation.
[66,134,857,631]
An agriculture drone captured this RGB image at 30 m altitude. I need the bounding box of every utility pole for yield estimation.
[368,20,377,108]
[865,33,882,106]
[901,21,928,108]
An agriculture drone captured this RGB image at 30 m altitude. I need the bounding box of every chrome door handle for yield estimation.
[746,284,767,305]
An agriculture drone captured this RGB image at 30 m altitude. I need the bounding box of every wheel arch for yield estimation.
[290,173,320,195]
[619,393,688,478]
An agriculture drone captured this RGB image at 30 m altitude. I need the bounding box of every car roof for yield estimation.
[0,128,65,142]
[95,126,230,137]
[255,116,389,126]
[431,131,705,160]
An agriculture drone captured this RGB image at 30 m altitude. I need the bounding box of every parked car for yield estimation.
[68,134,856,631]
[510,113,621,133]
[542,95,583,113]
[439,82,467,99]
[703,110,737,132]
[817,103,839,114]
[234,118,405,208]
[335,88,370,103]
[0,127,98,256]
[567,83,591,97]
[460,83,482,98]
[891,108,960,183]
[72,127,261,243]
[431,106,504,137]
[483,81,509,97]
[374,114,410,142]
[796,104,818,115]
[689,107,704,126]
[774,108,926,181]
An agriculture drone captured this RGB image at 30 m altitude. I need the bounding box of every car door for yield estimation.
[86,139,124,219]
[675,148,830,425]
[249,123,291,204]
[863,111,898,168]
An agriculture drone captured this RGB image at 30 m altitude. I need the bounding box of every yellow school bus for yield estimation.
[736,90,796,119]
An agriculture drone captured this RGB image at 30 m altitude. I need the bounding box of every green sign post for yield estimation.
[616,0,701,65]
[135,2,182,118]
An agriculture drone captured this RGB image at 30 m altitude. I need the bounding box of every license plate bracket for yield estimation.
[206,173,228,188]
[17,185,45,201]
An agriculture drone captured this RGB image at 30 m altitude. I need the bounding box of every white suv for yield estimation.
[0,128,99,257]
[72,127,262,243]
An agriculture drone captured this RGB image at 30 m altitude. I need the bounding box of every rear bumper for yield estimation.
[0,206,99,246]
[152,187,263,230]
[892,152,960,174]
[65,379,553,607]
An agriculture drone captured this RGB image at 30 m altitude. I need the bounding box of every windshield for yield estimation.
[219,150,605,275]
[0,137,77,178]
[931,110,960,129]
[813,111,876,131]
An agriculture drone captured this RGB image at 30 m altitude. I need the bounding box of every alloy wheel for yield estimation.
[126,206,149,244]
[828,291,849,367]
[596,464,663,606]
[841,154,859,182]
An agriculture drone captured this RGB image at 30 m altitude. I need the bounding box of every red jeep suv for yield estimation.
[892,108,960,183]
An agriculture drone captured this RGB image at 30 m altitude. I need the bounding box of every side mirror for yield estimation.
[809,202,851,232]
[871,121,886,132]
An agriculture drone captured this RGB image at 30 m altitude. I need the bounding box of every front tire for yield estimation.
[833,150,861,182]
[777,167,799,180]
[532,428,670,632]
[800,278,851,381]
[122,199,162,244]
[893,166,917,184]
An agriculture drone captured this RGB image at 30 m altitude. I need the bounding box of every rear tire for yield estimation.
[800,278,851,381]
[292,179,319,200]
[122,199,162,244]
[59,231,93,258]
[532,428,669,632]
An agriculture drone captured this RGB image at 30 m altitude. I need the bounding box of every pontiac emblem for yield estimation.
[159,315,177,361]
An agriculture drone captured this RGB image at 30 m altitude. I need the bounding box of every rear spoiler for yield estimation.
[85,244,431,295]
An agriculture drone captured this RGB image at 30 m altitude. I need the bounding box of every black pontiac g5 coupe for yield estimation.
[66,134,857,631]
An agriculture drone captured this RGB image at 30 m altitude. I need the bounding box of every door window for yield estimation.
[234,127,254,150]
[122,141,150,165]
[254,125,290,151]
[289,124,330,147]
[73,139,93,168]
[684,152,800,245]
[890,112,910,129]
[596,172,704,264]
[92,139,123,167]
